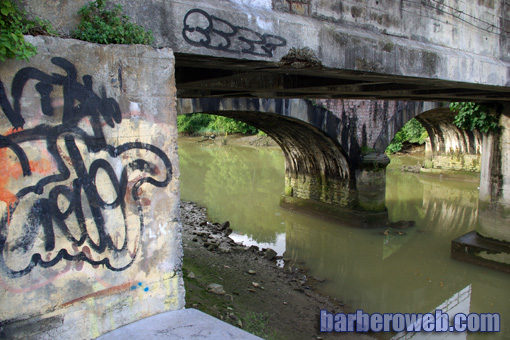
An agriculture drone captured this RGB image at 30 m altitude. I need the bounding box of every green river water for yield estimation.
[178,137,509,339]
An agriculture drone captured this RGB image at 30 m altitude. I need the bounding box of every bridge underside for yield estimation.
[175,53,510,102]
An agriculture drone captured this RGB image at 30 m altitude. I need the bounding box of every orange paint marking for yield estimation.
[0,128,56,223]
[61,281,132,308]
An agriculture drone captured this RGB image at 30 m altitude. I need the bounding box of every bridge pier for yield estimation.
[280,152,390,228]
[355,153,390,212]
[451,107,510,272]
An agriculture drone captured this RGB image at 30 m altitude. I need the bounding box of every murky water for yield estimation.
[178,137,509,339]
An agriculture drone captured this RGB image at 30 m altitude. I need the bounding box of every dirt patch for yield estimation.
[179,133,279,148]
[395,143,425,155]
[181,201,377,340]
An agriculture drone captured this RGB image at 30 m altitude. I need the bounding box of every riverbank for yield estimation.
[180,201,377,340]
[179,133,279,148]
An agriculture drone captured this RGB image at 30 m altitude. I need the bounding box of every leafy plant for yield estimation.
[450,102,499,133]
[207,115,257,135]
[177,113,214,135]
[72,0,154,45]
[0,0,56,61]
[177,113,258,135]
[386,118,428,154]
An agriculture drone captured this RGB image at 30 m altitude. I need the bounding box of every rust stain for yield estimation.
[61,281,132,308]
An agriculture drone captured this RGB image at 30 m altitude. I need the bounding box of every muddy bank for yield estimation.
[180,133,279,148]
[180,201,376,340]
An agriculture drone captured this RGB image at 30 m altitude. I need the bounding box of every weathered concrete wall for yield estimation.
[22,0,509,60]
[0,37,184,339]
[273,0,508,61]
[20,0,510,89]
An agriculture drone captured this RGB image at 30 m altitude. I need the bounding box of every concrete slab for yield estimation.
[451,231,510,273]
[96,308,264,340]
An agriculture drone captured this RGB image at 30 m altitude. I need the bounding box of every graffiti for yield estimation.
[182,8,287,57]
[0,57,172,278]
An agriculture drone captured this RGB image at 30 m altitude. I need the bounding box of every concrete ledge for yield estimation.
[280,195,388,228]
[96,308,264,340]
[451,231,510,273]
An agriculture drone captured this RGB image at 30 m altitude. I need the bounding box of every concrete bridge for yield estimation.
[22,0,510,101]
[1,0,510,338]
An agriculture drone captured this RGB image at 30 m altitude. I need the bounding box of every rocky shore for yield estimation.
[180,201,377,340]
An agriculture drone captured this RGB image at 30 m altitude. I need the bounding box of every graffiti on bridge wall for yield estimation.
[183,8,287,57]
[0,57,172,279]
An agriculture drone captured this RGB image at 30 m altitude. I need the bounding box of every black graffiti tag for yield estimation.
[0,57,172,278]
[182,8,287,57]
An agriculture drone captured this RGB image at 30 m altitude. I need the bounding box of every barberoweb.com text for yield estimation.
[320,309,500,333]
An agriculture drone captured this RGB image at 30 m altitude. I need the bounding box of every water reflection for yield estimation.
[178,139,286,243]
[178,138,509,339]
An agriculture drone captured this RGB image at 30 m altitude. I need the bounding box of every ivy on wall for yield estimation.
[0,0,55,61]
[72,0,154,45]
[1,0,153,62]
[385,118,428,154]
[450,102,500,133]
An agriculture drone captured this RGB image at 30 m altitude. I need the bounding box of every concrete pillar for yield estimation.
[478,118,510,242]
[451,106,510,272]
[280,153,389,228]
[355,153,390,212]
[0,36,184,339]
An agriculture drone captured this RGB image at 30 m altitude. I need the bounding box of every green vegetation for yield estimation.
[386,118,428,154]
[241,312,280,340]
[360,145,376,155]
[0,0,56,61]
[182,255,281,340]
[450,102,499,133]
[177,113,258,135]
[72,0,153,45]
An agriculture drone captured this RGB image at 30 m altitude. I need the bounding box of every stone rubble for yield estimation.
[181,201,281,261]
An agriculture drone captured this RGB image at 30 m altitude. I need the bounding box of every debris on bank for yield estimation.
[182,201,281,260]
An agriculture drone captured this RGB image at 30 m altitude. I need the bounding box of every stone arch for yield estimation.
[369,101,446,152]
[414,107,483,172]
[177,98,355,207]
[415,108,483,154]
